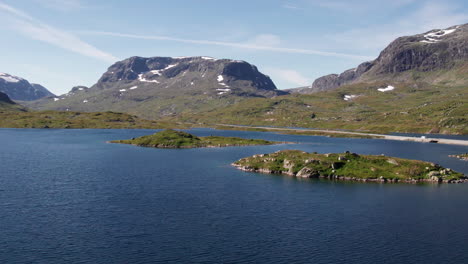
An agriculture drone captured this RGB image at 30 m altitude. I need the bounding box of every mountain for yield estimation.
[27,56,287,118]
[294,23,468,94]
[171,24,468,134]
[0,73,55,101]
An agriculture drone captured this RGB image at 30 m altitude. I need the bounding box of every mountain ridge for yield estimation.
[0,73,55,101]
[291,23,468,94]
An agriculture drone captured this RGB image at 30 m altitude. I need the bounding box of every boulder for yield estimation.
[296,167,320,178]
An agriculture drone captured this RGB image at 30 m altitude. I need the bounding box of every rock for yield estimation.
[283,159,295,175]
[331,162,344,170]
[387,159,399,165]
[427,171,440,177]
[296,167,320,178]
[431,176,442,183]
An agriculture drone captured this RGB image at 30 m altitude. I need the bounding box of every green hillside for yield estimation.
[171,81,467,134]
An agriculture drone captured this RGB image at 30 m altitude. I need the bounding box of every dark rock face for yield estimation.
[297,23,468,94]
[0,91,15,104]
[94,56,286,97]
[0,73,54,101]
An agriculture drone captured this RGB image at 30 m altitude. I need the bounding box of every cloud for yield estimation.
[247,34,282,47]
[266,68,312,86]
[0,2,117,63]
[306,0,416,12]
[80,31,373,60]
[282,3,303,10]
[33,0,85,11]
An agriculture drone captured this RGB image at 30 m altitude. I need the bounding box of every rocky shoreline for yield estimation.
[232,150,467,184]
[232,164,467,183]
[449,153,468,161]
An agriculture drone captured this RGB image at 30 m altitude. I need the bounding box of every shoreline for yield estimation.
[107,141,293,149]
[232,164,468,184]
[215,124,468,146]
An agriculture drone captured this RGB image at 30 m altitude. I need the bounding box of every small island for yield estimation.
[233,150,466,183]
[110,129,280,148]
[449,153,468,161]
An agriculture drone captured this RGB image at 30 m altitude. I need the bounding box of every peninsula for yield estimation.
[233,150,466,183]
[110,129,279,148]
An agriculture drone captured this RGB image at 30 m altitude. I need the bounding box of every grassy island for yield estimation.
[110,129,279,148]
[233,150,466,183]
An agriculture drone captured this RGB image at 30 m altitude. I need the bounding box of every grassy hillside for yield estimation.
[172,81,467,134]
[26,86,257,120]
[0,110,186,129]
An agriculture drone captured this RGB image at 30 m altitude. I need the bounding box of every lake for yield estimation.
[1,128,467,264]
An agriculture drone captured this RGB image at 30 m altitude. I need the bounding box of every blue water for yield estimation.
[1,128,467,264]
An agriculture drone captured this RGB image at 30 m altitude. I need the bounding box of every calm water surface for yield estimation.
[1,128,467,264]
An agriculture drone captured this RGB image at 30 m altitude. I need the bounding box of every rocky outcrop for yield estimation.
[0,73,54,101]
[70,86,89,93]
[449,153,468,161]
[296,167,320,178]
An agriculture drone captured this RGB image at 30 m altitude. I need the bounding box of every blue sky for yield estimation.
[0,0,467,94]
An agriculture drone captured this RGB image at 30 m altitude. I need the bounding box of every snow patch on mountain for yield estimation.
[0,73,23,83]
[138,73,160,83]
[343,94,358,101]
[377,85,395,92]
[420,26,458,43]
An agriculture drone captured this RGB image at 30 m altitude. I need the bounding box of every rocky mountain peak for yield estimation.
[94,56,283,97]
[0,72,55,101]
[297,23,468,94]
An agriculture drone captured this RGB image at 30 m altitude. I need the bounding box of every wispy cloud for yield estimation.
[0,2,117,63]
[33,0,85,11]
[80,31,373,60]
[265,68,312,86]
[246,34,282,47]
[282,3,303,10]
[307,0,416,12]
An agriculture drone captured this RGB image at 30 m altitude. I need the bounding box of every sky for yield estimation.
[0,0,467,94]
